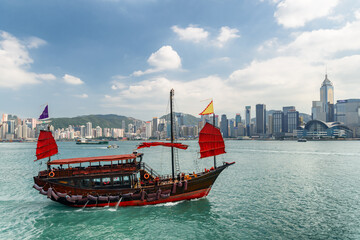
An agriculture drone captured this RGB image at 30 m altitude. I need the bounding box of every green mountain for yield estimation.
[50,114,141,130]
[160,112,201,126]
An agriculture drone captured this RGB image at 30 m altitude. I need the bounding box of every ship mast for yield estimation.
[170,89,175,180]
[213,113,216,169]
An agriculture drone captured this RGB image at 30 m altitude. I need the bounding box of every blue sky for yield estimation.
[1,0,360,120]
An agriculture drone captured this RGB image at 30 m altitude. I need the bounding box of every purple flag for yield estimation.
[39,105,49,120]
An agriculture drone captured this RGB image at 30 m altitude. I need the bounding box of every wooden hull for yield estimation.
[33,163,233,208]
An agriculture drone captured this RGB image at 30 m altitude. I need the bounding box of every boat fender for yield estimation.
[66,195,76,203]
[144,173,150,180]
[210,167,215,171]
[141,191,145,201]
[184,180,188,191]
[33,184,42,191]
[109,196,119,201]
[57,192,67,198]
[172,183,176,194]
[51,190,59,200]
[132,194,141,200]
[40,189,47,195]
[147,193,157,199]
[88,195,98,201]
[98,196,109,202]
[162,189,171,195]
[47,188,53,198]
[71,195,83,201]
[48,171,55,178]
[161,193,170,199]
[147,197,156,202]
[122,193,133,199]
[156,189,162,200]
[177,181,183,187]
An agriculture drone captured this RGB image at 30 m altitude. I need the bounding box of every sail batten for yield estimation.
[35,130,58,161]
[198,122,226,159]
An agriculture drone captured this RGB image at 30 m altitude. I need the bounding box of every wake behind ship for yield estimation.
[33,90,234,207]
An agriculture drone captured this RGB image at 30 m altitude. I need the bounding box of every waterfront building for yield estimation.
[272,111,284,134]
[245,106,251,136]
[86,122,92,138]
[152,117,158,137]
[287,110,299,133]
[145,121,152,138]
[297,120,352,138]
[282,106,295,132]
[336,99,360,137]
[229,119,235,138]
[256,104,266,135]
[95,126,102,138]
[312,74,334,122]
[220,114,229,138]
[320,74,334,122]
[235,114,241,126]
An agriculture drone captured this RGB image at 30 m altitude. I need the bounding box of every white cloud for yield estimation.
[111,81,126,90]
[37,73,56,81]
[215,27,240,47]
[63,74,84,85]
[171,25,209,43]
[102,76,235,118]
[279,18,360,60]
[172,25,240,48]
[133,45,181,76]
[274,0,340,28]
[26,37,47,49]
[0,31,54,89]
[75,93,88,98]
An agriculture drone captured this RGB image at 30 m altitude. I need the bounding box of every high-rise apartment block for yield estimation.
[256,104,266,134]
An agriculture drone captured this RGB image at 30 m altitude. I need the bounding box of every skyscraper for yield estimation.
[220,114,228,138]
[312,74,334,122]
[245,106,251,136]
[320,74,334,122]
[256,104,266,134]
[86,122,92,138]
[272,111,284,134]
[235,114,241,127]
[283,106,295,132]
[152,117,158,137]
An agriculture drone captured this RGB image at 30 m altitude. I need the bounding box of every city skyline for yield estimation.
[1,1,360,120]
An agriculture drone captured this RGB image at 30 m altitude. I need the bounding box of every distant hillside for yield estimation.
[160,112,200,126]
[51,114,142,130]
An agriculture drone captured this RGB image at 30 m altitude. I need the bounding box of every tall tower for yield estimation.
[245,106,251,136]
[320,74,334,122]
[256,104,266,134]
[220,114,228,138]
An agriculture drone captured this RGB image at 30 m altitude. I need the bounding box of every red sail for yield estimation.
[35,130,58,161]
[137,142,188,150]
[199,122,226,158]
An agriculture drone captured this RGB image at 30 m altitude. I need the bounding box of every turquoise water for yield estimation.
[1,140,360,239]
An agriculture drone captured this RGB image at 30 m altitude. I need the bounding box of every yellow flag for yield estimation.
[199,101,214,115]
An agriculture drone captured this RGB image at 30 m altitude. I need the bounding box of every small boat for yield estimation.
[76,138,109,145]
[297,138,307,142]
[33,90,234,207]
[107,144,119,149]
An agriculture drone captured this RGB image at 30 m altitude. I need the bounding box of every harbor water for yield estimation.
[1,140,360,239]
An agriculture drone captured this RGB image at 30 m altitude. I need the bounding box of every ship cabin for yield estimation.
[36,153,162,190]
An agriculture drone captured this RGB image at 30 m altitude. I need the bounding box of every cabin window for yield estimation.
[93,178,101,187]
[81,179,91,187]
[123,175,130,185]
[102,177,111,186]
[113,176,122,185]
